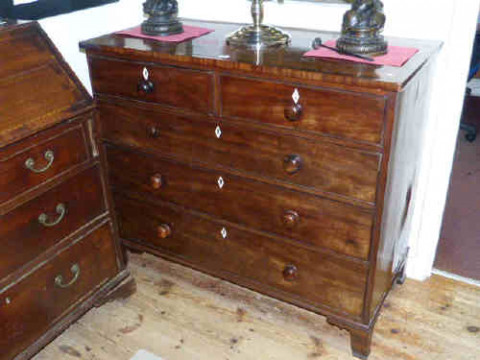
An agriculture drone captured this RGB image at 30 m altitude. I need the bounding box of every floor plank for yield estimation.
[35,253,480,360]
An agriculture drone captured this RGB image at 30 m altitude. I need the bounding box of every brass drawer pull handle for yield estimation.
[38,203,66,227]
[55,263,80,288]
[157,224,172,239]
[283,154,303,174]
[25,150,55,173]
[282,264,298,282]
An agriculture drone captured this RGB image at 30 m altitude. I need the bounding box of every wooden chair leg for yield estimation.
[350,328,373,360]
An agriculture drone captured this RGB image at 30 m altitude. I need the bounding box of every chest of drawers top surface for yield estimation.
[0,21,92,148]
[80,19,441,93]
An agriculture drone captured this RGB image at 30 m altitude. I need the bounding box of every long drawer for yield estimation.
[0,222,118,360]
[107,146,373,260]
[98,99,380,203]
[115,195,367,317]
[88,57,214,114]
[220,75,386,144]
[0,120,90,204]
[0,165,106,279]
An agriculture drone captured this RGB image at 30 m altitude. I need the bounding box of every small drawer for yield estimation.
[0,166,106,279]
[107,147,373,260]
[0,222,118,360]
[115,195,367,317]
[220,76,386,144]
[0,120,90,204]
[98,100,380,203]
[88,57,214,114]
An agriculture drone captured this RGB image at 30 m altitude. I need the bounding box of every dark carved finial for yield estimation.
[337,0,387,56]
[141,0,183,36]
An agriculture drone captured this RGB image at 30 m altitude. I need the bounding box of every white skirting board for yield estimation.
[432,268,480,287]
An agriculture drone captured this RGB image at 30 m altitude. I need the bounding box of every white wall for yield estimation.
[40,0,480,280]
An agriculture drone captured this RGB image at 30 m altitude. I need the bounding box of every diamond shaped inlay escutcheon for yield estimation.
[142,67,149,81]
[220,227,228,239]
[215,125,222,139]
[217,176,224,189]
[292,88,300,104]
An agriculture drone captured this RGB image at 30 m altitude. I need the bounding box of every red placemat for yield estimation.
[116,25,214,43]
[304,40,418,67]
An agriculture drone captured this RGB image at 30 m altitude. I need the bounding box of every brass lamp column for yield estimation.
[226,0,290,48]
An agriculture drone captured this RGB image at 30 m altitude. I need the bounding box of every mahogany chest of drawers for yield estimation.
[81,20,440,359]
[0,22,134,359]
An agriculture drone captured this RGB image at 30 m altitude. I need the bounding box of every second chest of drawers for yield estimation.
[81,20,439,359]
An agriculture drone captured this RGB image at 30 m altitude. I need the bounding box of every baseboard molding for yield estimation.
[432,268,480,287]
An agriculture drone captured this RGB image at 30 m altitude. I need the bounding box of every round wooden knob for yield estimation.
[138,79,155,94]
[157,224,172,239]
[282,264,298,282]
[147,125,160,138]
[282,210,299,228]
[283,154,303,174]
[150,173,164,189]
[284,103,303,122]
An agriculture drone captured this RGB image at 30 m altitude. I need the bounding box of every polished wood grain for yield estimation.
[220,75,386,144]
[0,222,118,360]
[80,19,442,93]
[83,19,439,359]
[88,56,214,114]
[115,195,368,317]
[107,146,374,260]
[34,253,480,360]
[0,165,106,280]
[0,21,134,360]
[0,22,92,148]
[0,119,90,204]
[98,99,380,203]
[0,61,90,147]
[0,23,52,78]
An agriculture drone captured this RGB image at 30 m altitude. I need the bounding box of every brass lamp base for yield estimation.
[226,0,290,48]
[226,24,290,48]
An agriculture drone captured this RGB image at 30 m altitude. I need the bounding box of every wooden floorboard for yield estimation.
[35,253,480,360]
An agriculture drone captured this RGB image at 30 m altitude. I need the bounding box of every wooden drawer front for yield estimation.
[0,166,106,279]
[107,147,373,260]
[115,195,367,317]
[0,122,90,204]
[89,57,213,114]
[220,76,386,144]
[0,222,118,360]
[99,100,380,203]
